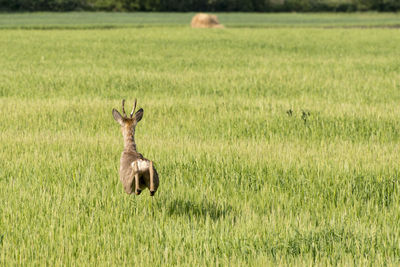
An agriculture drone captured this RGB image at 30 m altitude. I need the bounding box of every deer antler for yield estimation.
[130,98,137,118]
[121,99,128,118]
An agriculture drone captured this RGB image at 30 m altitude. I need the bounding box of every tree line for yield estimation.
[1,0,399,12]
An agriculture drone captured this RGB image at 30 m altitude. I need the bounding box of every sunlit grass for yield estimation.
[0,12,399,29]
[0,18,400,265]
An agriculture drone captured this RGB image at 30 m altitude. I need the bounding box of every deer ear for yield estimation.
[134,108,143,123]
[112,109,124,125]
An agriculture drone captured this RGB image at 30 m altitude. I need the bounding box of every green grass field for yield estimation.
[1,12,400,28]
[1,13,400,265]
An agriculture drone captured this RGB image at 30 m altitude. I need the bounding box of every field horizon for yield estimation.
[1,13,400,266]
[1,12,400,29]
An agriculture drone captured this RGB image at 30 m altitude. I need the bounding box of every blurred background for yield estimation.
[1,0,399,12]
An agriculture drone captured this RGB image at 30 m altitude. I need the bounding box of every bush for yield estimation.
[0,0,398,12]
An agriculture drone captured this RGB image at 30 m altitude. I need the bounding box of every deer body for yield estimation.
[113,99,159,196]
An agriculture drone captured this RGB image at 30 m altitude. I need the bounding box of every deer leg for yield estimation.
[133,161,141,195]
[149,161,155,196]
[124,176,134,195]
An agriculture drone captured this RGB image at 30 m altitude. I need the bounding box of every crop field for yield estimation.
[1,13,400,265]
[1,12,400,29]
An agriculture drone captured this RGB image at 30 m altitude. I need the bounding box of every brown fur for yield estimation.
[112,99,159,196]
[191,13,224,28]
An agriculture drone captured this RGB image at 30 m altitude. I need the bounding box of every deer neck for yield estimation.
[123,127,138,153]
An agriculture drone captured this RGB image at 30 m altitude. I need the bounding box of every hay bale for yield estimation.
[191,13,224,28]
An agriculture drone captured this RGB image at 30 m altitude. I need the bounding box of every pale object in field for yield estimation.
[191,13,224,28]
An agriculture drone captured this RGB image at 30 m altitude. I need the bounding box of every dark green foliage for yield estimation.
[0,0,84,11]
[0,0,399,11]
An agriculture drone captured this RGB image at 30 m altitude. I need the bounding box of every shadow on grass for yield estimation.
[167,199,233,221]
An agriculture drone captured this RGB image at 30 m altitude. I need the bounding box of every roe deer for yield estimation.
[112,99,159,196]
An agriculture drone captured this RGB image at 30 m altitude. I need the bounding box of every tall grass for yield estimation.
[0,18,400,265]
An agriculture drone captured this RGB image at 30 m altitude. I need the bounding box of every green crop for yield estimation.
[1,13,400,266]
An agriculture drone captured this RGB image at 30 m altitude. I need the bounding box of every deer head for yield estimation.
[112,99,144,151]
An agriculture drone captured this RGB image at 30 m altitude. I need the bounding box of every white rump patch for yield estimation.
[132,160,150,173]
